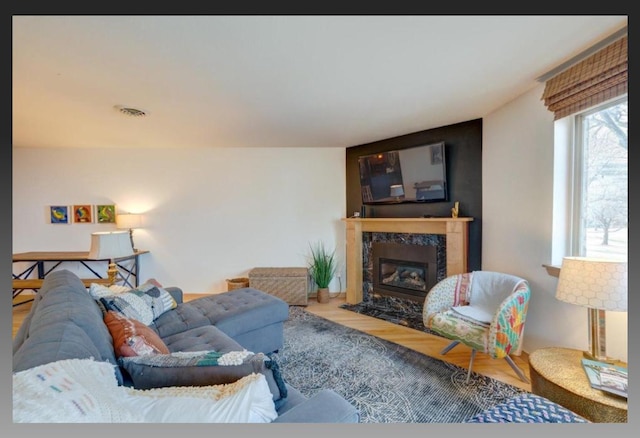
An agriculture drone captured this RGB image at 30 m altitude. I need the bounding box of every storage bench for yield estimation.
[249,267,309,306]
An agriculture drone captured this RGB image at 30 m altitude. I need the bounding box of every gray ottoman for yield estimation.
[153,287,289,354]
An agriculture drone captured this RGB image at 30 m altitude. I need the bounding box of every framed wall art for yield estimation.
[73,204,94,223]
[49,205,70,224]
[96,204,116,223]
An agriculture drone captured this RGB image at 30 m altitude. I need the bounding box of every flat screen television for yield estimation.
[358,141,448,205]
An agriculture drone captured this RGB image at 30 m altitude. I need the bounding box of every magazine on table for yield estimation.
[581,358,628,398]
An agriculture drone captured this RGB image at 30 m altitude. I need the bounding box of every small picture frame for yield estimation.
[96,204,116,223]
[73,204,94,223]
[49,205,69,224]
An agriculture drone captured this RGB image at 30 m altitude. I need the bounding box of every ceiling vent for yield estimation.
[114,105,148,117]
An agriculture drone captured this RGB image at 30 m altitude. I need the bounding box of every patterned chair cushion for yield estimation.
[429,309,488,352]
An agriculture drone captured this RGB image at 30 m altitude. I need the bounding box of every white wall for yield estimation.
[483,84,627,362]
[12,147,347,294]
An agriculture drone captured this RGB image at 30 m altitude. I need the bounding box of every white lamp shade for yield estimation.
[88,231,134,260]
[390,184,404,197]
[555,257,627,312]
[116,213,143,229]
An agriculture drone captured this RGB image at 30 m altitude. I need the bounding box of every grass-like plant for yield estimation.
[308,242,336,289]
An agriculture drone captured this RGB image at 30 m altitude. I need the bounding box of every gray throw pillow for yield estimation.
[118,350,287,407]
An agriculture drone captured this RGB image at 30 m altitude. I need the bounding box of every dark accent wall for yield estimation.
[345,118,482,271]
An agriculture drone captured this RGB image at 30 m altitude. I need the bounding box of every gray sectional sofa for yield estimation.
[13,269,359,423]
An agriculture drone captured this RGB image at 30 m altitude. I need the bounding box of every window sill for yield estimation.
[542,264,561,278]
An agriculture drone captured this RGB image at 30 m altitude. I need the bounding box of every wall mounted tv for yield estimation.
[358,141,448,205]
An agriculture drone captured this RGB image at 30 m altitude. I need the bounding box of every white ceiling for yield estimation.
[12,15,627,150]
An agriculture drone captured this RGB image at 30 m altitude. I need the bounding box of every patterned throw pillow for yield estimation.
[89,282,132,299]
[119,350,288,407]
[131,281,178,320]
[104,311,170,358]
[92,281,178,325]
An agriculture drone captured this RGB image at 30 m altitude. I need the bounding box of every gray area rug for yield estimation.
[273,306,527,423]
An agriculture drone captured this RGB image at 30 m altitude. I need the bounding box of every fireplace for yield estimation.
[372,242,437,302]
[343,217,471,304]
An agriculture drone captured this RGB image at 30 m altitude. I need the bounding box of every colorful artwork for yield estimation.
[49,205,69,224]
[73,204,93,223]
[96,204,116,223]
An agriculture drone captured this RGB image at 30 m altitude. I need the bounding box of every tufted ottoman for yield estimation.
[152,287,290,354]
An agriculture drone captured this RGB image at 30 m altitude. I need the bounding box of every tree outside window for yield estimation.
[575,98,627,260]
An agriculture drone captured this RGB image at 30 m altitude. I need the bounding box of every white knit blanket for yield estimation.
[13,358,277,423]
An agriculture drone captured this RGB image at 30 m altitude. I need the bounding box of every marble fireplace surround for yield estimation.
[342,218,473,304]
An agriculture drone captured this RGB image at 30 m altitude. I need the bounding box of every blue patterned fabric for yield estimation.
[464,393,589,423]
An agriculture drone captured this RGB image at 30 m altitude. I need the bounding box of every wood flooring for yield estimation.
[12,292,531,392]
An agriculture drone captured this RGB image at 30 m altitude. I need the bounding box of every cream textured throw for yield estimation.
[13,358,277,423]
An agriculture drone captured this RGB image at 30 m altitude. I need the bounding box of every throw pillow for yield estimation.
[122,373,278,423]
[89,282,132,299]
[118,350,288,407]
[100,294,154,325]
[97,281,177,325]
[131,281,178,320]
[104,311,170,358]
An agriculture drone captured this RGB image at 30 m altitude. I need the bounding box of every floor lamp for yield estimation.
[116,213,143,252]
[555,256,627,363]
[87,231,134,284]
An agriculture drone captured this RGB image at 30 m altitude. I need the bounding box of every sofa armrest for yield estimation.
[272,389,359,423]
[165,286,183,304]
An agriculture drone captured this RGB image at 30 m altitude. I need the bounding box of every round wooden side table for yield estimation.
[529,347,627,423]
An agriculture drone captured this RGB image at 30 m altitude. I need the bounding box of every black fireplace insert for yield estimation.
[372,242,437,302]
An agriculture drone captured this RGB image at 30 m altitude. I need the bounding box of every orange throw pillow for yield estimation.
[104,310,170,358]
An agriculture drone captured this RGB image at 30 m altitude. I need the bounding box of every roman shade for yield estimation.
[542,34,627,120]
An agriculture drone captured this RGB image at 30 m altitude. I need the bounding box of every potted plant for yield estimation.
[308,241,336,303]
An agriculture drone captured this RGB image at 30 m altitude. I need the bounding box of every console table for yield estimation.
[529,347,627,422]
[12,250,149,305]
[342,217,472,304]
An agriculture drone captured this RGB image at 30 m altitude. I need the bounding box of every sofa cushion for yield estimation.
[162,324,246,353]
[104,311,170,357]
[118,350,288,407]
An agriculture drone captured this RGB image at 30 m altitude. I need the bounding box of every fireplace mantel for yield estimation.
[342,217,473,304]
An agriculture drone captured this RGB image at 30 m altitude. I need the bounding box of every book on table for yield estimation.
[581,358,628,398]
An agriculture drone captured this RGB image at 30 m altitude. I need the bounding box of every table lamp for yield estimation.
[555,256,627,362]
[390,184,404,201]
[87,231,134,284]
[116,213,143,252]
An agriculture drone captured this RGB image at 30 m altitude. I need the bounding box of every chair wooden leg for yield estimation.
[440,340,460,355]
[466,349,477,383]
[504,355,530,383]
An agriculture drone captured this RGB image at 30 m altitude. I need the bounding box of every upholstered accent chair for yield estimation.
[422,271,531,383]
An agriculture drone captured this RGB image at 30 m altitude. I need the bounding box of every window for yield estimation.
[542,31,627,268]
[572,97,627,260]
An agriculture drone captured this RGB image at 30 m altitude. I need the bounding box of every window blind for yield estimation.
[542,35,627,120]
